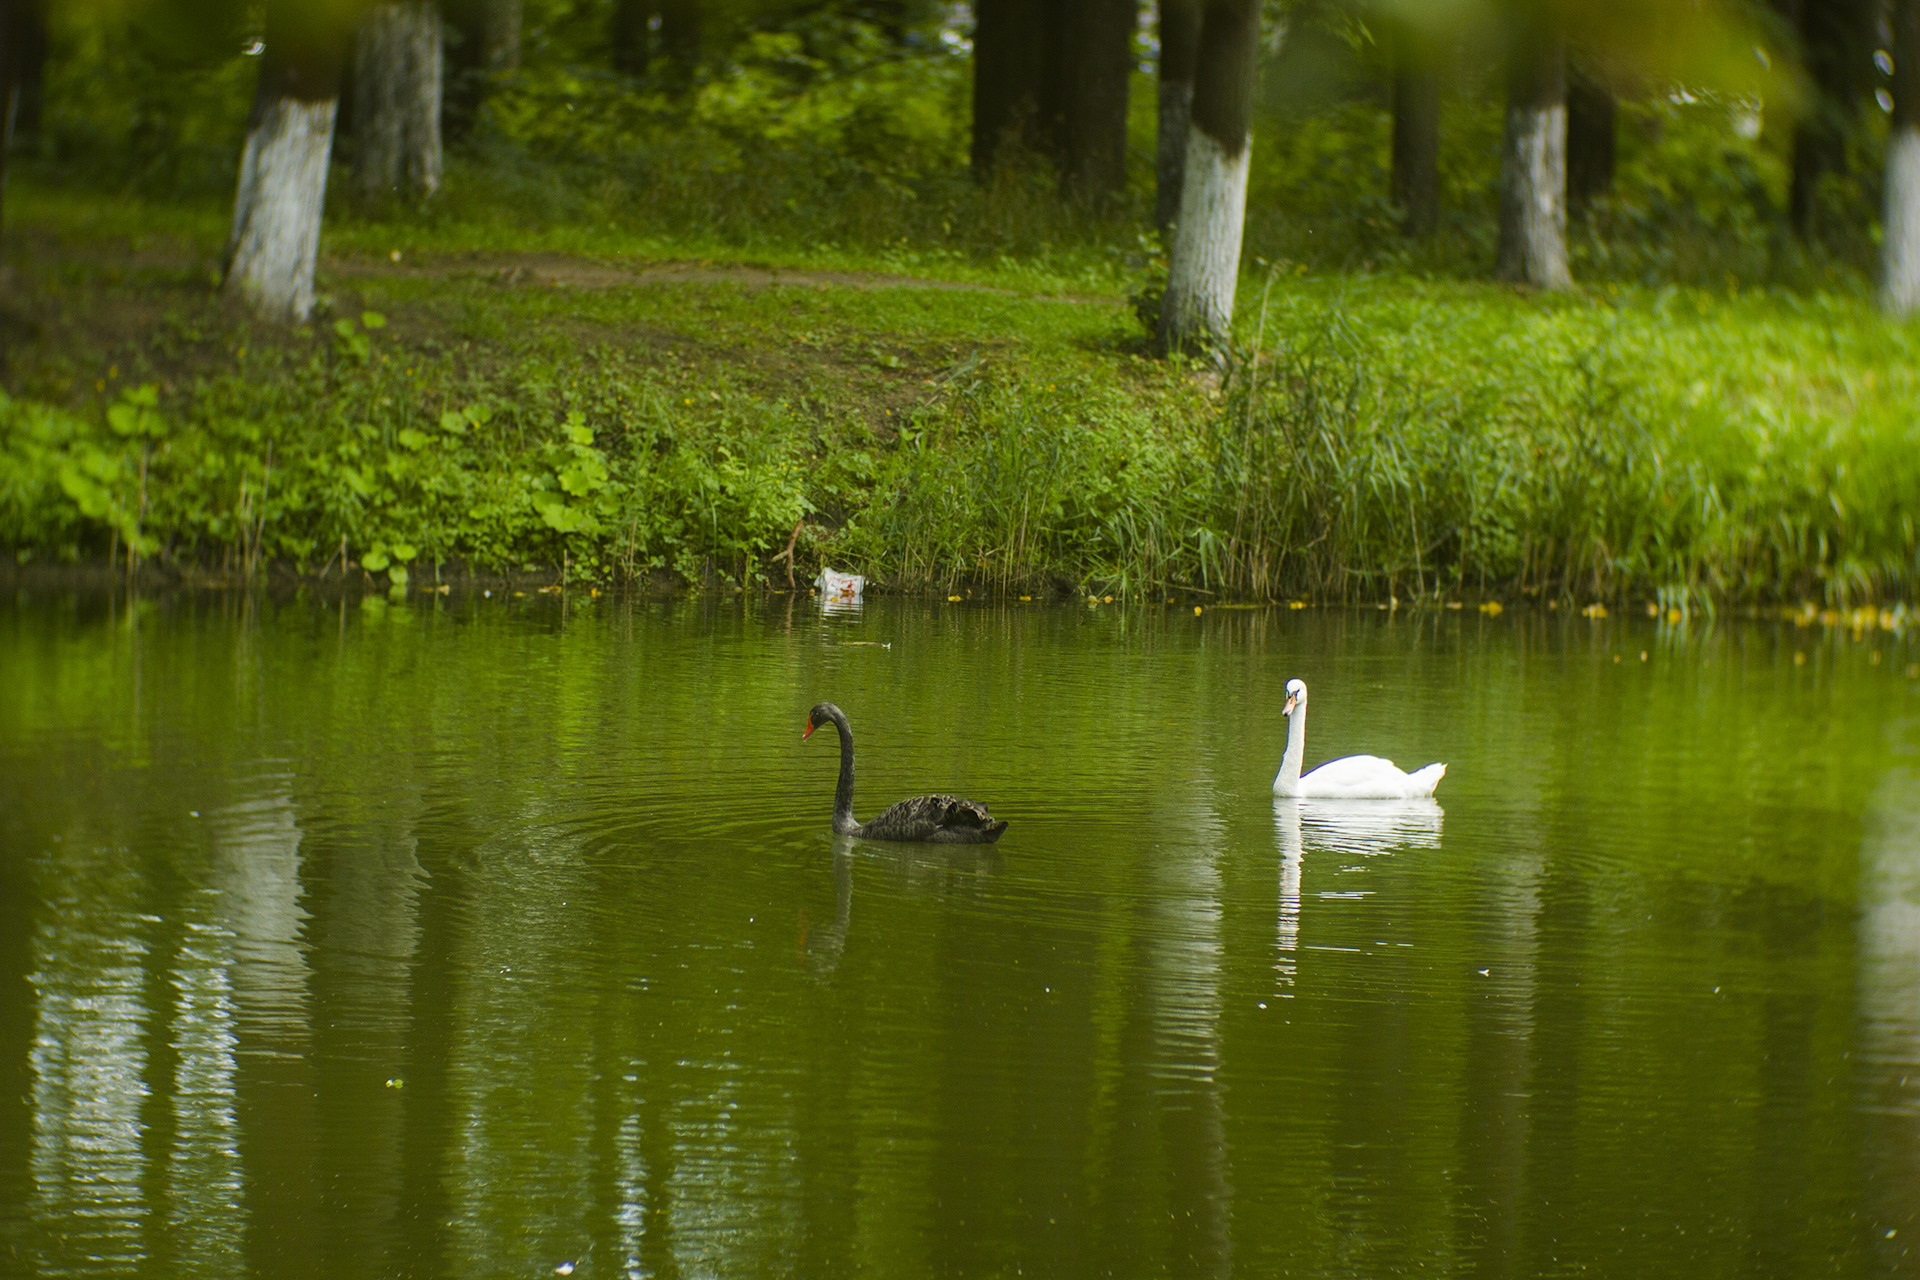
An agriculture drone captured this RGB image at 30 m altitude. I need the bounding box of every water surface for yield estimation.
[2,588,1918,1278]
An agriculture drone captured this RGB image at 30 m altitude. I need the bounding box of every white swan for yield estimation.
[1272,679,1445,799]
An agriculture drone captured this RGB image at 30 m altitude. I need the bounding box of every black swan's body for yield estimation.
[804,702,1007,844]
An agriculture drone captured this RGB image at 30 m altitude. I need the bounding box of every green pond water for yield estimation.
[2,587,1919,1279]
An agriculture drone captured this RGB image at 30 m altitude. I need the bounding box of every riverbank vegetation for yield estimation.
[4,1,1920,604]
[5,190,1918,607]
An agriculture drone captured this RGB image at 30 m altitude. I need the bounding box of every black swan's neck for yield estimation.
[826,708,861,834]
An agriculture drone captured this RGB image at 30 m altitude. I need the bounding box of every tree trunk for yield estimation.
[1389,17,1439,237]
[353,0,443,201]
[656,0,700,93]
[1782,0,1873,238]
[225,0,357,324]
[612,0,651,76]
[6,0,45,140]
[1495,5,1570,290]
[972,0,1053,176]
[479,0,520,72]
[1,0,17,283]
[1156,0,1201,235]
[1566,67,1614,207]
[1157,0,1259,357]
[1057,0,1137,201]
[1883,0,1920,313]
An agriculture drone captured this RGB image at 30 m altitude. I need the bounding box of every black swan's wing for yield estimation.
[860,794,1008,844]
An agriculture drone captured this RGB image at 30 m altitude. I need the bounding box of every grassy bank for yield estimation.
[4,188,1919,606]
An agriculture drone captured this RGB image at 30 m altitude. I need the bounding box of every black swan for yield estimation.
[803,702,1008,844]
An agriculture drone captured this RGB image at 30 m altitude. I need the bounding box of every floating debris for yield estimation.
[816,568,864,604]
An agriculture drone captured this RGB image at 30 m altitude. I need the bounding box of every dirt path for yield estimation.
[327,249,1044,297]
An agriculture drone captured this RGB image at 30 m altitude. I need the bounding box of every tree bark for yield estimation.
[1156,0,1201,234]
[1566,67,1614,208]
[1157,0,1259,357]
[225,0,358,324]
[972,0,1053,176]
[1494,4,1570,290]
[1781,0,1873,238]
[1057,0,1137,201]
[353,0,443,200]
[1389,17,1439,237]
[656,0,700,93]
[478,0,520,72]
[1,0,19,291]
[1883,0,1920,313]
[612,0,652,76]
[5,0,45,140]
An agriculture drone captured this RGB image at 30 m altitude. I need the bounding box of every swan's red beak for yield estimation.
[802,719,817,740]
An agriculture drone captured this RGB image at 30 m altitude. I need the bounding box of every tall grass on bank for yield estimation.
[844,286,1920,605]
[3,266,1918,605]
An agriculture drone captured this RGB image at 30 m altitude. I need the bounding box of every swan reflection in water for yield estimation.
[798,844,857,977]
[1273,797,1444,991]
[797,837,1002,977]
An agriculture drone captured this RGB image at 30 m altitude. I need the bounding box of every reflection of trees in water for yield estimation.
[304,781,430,1277]
[23,841,155,1275]
[17,768,319,1277]
[1086,827,1232,1279]
[1859,766,1920,1266]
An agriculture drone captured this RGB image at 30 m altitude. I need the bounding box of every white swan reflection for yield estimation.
[1273,797,1444,989]
[1860,765,1920,1121]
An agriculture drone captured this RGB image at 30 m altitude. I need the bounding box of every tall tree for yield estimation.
[972,0,1054,176]
[1156,0,1259,356]
[1779,0,1874,237]
[612,0,652,75]
[1388,13,1440,237]
[225,0,363,323]
[1,0,18,267]
[1565,64,1614,207]
[1883,0,1920,312]
[1156,0,1201,234]
[972,0,1137,199]
[1494,0,1571,290]
[1058,0,1138,201]
[478,0,520,72]
[5,0,45,141]
[656,0,701,92]
[353,1,444,200]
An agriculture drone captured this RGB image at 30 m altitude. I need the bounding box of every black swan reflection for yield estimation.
[803,702,1008,844]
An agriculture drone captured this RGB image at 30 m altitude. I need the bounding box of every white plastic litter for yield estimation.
[816,568,865,603]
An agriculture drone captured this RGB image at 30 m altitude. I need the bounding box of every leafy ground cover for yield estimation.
[3,184,1918,607]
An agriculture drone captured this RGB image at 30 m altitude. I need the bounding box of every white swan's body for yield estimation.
[1272,679,1445,800]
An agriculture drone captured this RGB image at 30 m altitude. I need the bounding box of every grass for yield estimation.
[3,179,1919,607]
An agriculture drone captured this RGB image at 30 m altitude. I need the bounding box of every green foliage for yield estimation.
[332,311,388,364]
[5,204,1919,605]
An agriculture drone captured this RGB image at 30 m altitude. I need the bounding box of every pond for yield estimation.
[1,586,1917,1278]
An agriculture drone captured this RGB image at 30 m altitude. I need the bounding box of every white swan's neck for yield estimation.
[1275,704,1306,796]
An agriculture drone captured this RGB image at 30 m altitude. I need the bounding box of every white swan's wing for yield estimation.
[1299,755,1446,800]
[1297,755,1404,798]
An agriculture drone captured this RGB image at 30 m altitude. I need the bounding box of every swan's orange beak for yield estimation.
[1283,694,1297,716]
[802,719,817,740]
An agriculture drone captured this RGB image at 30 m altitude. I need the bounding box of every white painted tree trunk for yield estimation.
[225,97,338,325]
[1883,125,1920,314]
[353,0,443,201]
[1496,101,1571,290]
[1159,127,1250,354]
